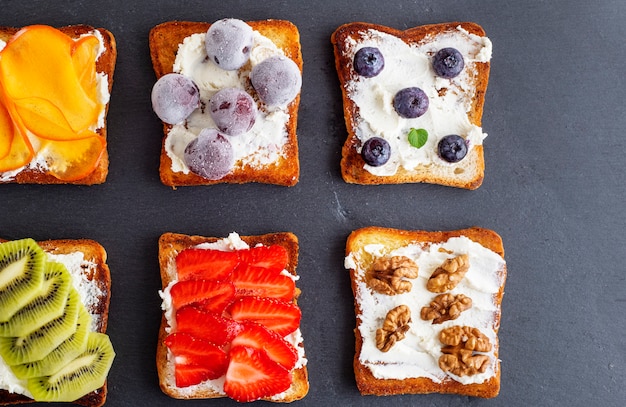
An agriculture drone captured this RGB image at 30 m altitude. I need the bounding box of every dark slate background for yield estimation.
[0,1,624,406]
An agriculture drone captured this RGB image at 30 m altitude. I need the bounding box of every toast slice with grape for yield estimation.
[149,20,302,187]
[345,226,506,398]
[0,238,113,407]
[156,232,309,402]
[332,22,491,189]
[0,25,116,185]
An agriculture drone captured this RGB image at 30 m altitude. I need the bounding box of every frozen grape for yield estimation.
[250,56,301,107]
[205,18,253,71]
[151,73,200,124]
[184,128,234,180]
[353,47,384,77]
[209,88,257,136]
[438,134,468,163]
[393,87,429,119]
[432,47,465,79]
[361,137,391,167]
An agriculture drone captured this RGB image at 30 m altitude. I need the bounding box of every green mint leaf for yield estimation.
[408,128,428,148]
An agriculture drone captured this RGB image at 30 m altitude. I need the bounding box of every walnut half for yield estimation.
[367,256,418,295]
[420,293,472,324]
[426,254,469,293]
[438,326,492,377]
[375,305,411,352]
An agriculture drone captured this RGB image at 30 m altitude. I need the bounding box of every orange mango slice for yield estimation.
[39,133,106,181]
[0,97,14,159]
[0,127,34,172]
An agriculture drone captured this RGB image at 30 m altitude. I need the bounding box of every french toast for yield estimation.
[157,232,308,402]
[345,226,506,398]
[0,25,116,185]
[0,238,113,406]
[149,20,302,187]
[332,22,492,189]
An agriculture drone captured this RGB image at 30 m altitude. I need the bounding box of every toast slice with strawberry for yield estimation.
[156,232,308,402]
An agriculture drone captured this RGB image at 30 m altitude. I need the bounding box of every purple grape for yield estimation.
[353,47,384,77]
[151,73,200,124]
[393,87,429,119]
[361,137,390,167]
[205,19,253,71]
[438,134,467,163]
[432,47,465,79]
[184,128,234,180]
[209,88,257,136]
[250,56,301,107]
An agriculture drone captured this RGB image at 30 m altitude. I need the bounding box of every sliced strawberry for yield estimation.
[237,245,289,274]
[175,306,241,346]
[224,346,291,402]
[231,266,295,300]
[164,332,229,387]
[170,279,235,313]
[227,297,301,337]
[175,248,239,281]
[232,322,298,370]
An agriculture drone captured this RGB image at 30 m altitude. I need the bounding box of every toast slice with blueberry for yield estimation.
[332,22,491,189]
[156,231,309,402]
[344,226,506,397]
[149,20,302,187]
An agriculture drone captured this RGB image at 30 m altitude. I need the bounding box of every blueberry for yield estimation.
[361,137,391,166]
[393,87,429,119]
[432,47,464,79]
[438,135,468,163]
[353,47,384,78]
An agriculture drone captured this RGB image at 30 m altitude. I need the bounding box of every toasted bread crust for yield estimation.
[332,22,490,189]
[345,226,506,398]
[156,232,308,402]
[0,25,116,185]
[0,238,112,407]
[149,20,302,187]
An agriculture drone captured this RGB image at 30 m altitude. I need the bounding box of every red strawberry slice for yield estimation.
[237,245,289,274]
[232,322,298,370]
[164,332,229,387]
[231,266,295,300]
[170,279,235,313]
[227,297,301,337]
[224,346,291,402]
[175,248,239,281]
[175,306,241,346]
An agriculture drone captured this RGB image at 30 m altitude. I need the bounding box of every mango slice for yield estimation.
[0,98,14,160]
[0,128,34,173]
[40,134,106,181]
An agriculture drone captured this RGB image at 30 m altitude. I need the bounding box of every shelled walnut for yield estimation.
[420,293,472,324]
[367,256,418,295]
[375,305,411,352]
[438,326,492,377]
[426,254,469,293]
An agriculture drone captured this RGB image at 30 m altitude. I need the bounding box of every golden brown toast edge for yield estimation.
[345,226,506,398]
[0,238,112,407]
[156,231,309,401]
[332,22,490,189]
[149,20,302,187]
[0,25,117,185]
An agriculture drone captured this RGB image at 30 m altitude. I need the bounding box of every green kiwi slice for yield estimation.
[27,332,115,402]
[0,288,80,365]
[10,306,91,380]
[0,238,45,322]
[0,261,71,337]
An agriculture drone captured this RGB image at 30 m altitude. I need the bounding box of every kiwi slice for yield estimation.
[0,261,71,337]
[0,238,45,322]
[27,332,115,402]
[0,288,80,365]
[10,306,91,380]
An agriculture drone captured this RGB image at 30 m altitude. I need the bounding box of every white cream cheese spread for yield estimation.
[164,30,293,174]
[0,250,104,397]
[345,236,505,384]
[343,26,492,176]
[158,232,307,395]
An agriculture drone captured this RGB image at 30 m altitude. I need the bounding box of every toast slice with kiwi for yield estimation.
[332,22,492,189]
[0,25,116,185]
[156,232,308,402]
[149,20,302,187]
[0,238,113,407]
[344,226,506,398]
